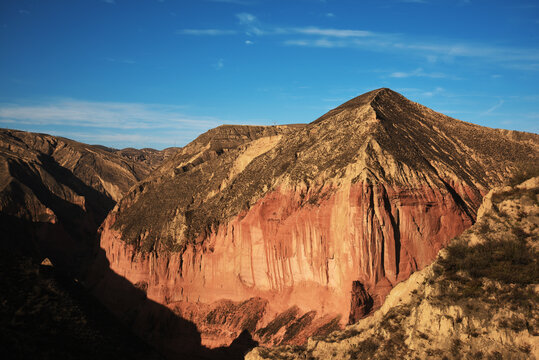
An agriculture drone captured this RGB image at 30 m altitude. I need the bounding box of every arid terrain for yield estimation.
[246,176,539,359]
[1,89,538,360]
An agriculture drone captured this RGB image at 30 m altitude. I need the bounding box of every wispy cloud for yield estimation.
[292,27,372,37]
[236,12,257,24]
[422,87,445,97]
[214,58,225,69]
[481,99,504,116]
[325,12,336,18]
[0,99,219,130]
[176,29,237,35]
[389,68,449,78]
[399,87,446,98]
[236,12,264,35]
[284,35,539,68]
[0,99,226,148]
[175,13,539,70]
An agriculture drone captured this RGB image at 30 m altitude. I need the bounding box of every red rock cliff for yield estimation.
[93,89,539,351]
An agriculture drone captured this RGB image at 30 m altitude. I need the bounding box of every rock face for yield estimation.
[349,281,373,324]
[94,89,539,353]
[0,128,171,273]
[246,176,539,360]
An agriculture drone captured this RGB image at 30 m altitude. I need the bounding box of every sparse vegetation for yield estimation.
[435,236,538,286]
[347,338,379,359]
[505,164,539,187]
[0,255,160,359]
[499,316,527,332]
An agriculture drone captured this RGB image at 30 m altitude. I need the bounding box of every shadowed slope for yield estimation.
[0,126,283,360]
[0,128,157,275]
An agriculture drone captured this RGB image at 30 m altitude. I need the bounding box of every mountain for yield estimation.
[1,126,302,359]
[0,128,169,274]
[95,145,180,171]
[0,128,183,359]
[92,88,539,356]
[246,176,539,359]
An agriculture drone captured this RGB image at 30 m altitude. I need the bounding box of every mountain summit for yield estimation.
[92,89,538,357]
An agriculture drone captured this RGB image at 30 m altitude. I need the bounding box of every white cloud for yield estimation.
[481,99,504,116]
[175,13,539,71]
[293,27,372,38]
[245,40,254,45]
[421,87,445,97]
[325,12,335,18]
[236,12,257,24]
[0,99,229,148]
[176,29,237,35]
[236,12,264,35]
[389,68,449,78]
[283,35,539,69]
[0,99,220,130]
[214,58,225,69]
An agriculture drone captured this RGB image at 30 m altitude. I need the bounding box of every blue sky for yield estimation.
[0,0,538,149]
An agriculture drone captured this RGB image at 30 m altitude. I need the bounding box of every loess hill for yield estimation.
[95,88,539,355]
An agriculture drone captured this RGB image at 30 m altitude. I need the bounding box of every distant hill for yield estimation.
[0,128,175,274]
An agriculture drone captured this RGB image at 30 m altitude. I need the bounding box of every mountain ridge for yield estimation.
[93,88,538,355]
[0,127,180,275]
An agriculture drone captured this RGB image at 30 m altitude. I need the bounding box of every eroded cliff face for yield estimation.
[95,89,539,351]
[246,176,539,360]
[101,180,475,317]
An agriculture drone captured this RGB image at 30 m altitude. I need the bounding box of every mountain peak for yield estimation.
[90,88,537,355]
[312,88,409,125]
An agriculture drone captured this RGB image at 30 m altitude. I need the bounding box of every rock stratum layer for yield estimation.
[247,176,539,360]
[95,89,539,354]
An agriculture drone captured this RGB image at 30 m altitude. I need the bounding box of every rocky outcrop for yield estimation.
[246,176,539,359]
[95,89,539,351]
[348,281,373,324]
